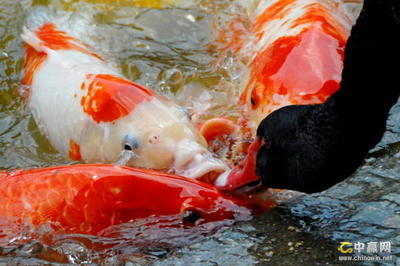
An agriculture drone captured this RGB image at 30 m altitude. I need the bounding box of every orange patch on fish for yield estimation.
[69,139,82,161]
[291,3,347,46]
[254,0,297,31]
[240,34,300,108]
[22,23,104,89]
[242,25,344,109]
[80,74,155,123]
[21,45,47,87]
[34,23,104,61]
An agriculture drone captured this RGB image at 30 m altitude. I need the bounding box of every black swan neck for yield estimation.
[330,0,400,119]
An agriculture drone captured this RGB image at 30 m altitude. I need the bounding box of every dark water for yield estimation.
[1,0,399,265]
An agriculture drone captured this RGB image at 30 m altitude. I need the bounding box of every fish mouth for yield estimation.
[176,152,229,183]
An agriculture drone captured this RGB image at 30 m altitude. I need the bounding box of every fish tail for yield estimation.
[21,8,102,87]
[22,7,68,52]
[25,6,56,31]
[21,8,103,66]
[23,6,97,51]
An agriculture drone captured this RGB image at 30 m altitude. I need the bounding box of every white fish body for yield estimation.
[22,18,227,180]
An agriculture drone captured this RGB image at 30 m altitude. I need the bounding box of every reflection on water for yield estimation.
[0,215,240,264]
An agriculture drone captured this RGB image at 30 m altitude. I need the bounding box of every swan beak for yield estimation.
[214,137,262,192]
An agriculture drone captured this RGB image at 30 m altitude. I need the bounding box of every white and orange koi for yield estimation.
[239,0,355,130]
[21,19,227,181]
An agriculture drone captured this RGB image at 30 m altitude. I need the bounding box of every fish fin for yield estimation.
[21,26,47,53]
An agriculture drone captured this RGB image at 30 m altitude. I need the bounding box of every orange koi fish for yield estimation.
[21,15,227,181]
[0,165,250,235]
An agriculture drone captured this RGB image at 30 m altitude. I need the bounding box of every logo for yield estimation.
[338,242,353,253]
[338,241,393,262]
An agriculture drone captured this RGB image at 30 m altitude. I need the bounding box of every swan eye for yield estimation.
[263,139,271,148]
[122,135,139,151]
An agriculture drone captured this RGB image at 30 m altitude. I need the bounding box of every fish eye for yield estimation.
[251,96,256,106]
[122,135,139,151]
[250,93,259,109]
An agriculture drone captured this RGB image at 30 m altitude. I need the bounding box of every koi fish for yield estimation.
[241,0,354,129]
[0,164,250,235]
[21,14,227,181]
[210,0,356,190]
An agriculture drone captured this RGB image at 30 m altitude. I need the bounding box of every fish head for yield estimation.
[79,87,228,182]
[125,100,228,182]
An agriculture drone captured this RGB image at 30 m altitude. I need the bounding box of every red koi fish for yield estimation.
[207,0,356,190]
[21,14,227,182]
[0,165,250,236]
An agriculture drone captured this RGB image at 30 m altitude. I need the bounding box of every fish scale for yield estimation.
[0,170,86,226]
